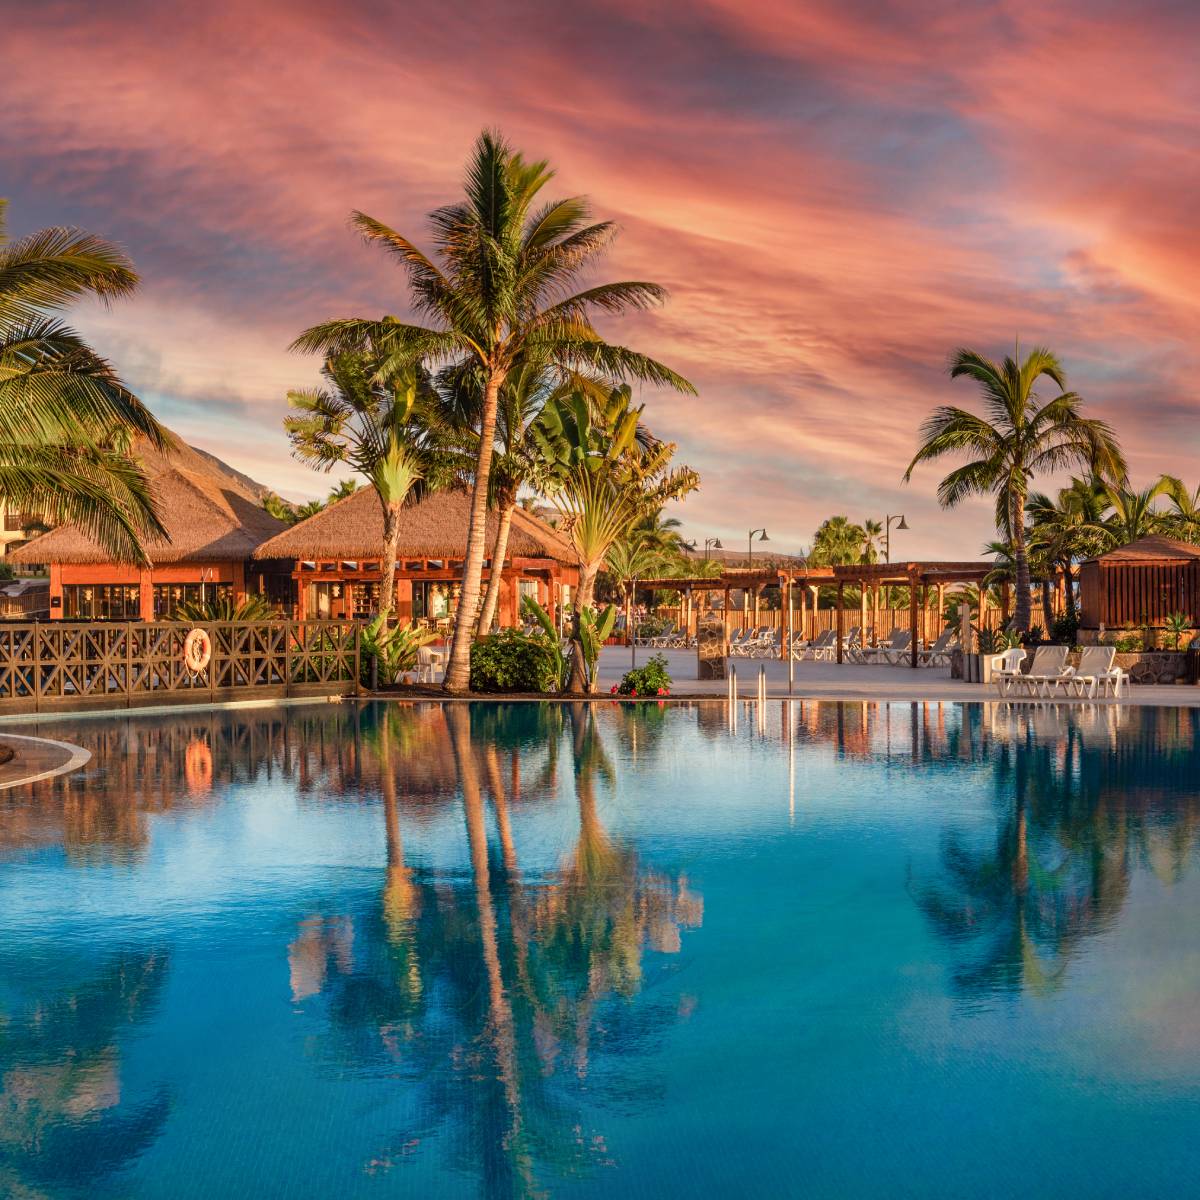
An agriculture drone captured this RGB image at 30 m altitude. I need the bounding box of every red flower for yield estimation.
[631,688,638,696]
[610,685,618,694]
[657,687,667,695]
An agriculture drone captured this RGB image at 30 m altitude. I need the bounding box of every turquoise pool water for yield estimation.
[2,699,1200,1197]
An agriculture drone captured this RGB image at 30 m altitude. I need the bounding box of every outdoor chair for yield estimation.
[1015,645,1070,699]
[786,632,810,658]
[918,627,958,667]
[415,645,444,684]
[861,629,911,665]
[648,624,679,648]
[730,626,770,656]
[1068,645,1127,699]
[749,629,782,658]
[805,630,838,661]
[990,647,1027,697]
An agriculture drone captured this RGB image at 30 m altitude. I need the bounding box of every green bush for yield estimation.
[0,561,13,582]
[1050,610,1079,644]
[470,629,556,693]
[1108,632,1142,653]
[361,615,436,686]
[613,653,671,697]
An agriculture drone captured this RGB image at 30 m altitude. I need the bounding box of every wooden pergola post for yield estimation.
[909,569,920,668]
[781,574,791,660]
[980,585,990,635]
[836,580,845,664]
[936,583,945,634]
[723,586,731,650]
[859,582,867,645]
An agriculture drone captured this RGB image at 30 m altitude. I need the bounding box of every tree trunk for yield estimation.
[1041,580,1054,633]
[477,498,516,635]
[624,584,633,646]
[1012,504,1032,633]
[379,500,402,619]
[567,562,598,694]
[444,369,504,692]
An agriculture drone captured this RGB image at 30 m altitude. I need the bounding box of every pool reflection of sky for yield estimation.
[2,700,1199,1198]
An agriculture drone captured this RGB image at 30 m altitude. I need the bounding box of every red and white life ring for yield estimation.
[183,628,212,673]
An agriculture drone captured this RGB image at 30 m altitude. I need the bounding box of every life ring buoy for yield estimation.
[183,628,212,673]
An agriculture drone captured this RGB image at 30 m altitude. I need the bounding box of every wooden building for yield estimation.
[1078,536,1200,631]
[9,441,290,620]
[252,488,579,627]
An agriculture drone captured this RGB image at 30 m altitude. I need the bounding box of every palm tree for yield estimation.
[537,387,698,690]
[0,201,172,562]
[860,518,883,564]
[292,131,694,693]
[1162,477,1200,543]
[438,360,584,635]
[810,516,866,566]
[285,352,439,617]
[905,345,1125,632]
[604,535,667,643]
[327,477,359,503]
[1100,476,1174,547]
[1026,477,1110,603]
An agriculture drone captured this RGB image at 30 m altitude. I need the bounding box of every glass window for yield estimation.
[62,584,141,620]
[153,583,232,619]
[352,581,379,618]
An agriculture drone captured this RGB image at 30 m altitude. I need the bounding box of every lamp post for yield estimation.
[746,529,768,630]
[883,514,909,563]
[704,537,723,561]
[747,528,769,569]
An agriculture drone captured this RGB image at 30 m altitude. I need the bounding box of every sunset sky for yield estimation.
[4,0,1198,558]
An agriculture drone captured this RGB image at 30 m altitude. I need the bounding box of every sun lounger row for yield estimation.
[992,645,1128,699]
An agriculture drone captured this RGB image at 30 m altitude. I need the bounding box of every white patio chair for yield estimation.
[1017,645,1070,699]
[1069,645,1126,699]
[990,647,1027,697]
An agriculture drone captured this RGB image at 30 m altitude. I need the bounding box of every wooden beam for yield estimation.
[836,581,845,664]
[909,569,919,668]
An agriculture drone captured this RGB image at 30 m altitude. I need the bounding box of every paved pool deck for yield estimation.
[595,647,1200,707]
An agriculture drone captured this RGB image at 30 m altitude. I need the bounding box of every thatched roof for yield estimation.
[1086,535,1200,564]
[10,439,287,566]
[252,488,576,564]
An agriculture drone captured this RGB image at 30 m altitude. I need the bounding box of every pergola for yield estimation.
[787,561,996,668]
[636,560,998,669]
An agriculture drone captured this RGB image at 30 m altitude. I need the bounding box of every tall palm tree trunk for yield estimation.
[379,500,402,617]
[477,498,516,635]
[445,371,504,692]
[567,562,599,694]
[1012,499,1032,633]
[1041,580,1055,633]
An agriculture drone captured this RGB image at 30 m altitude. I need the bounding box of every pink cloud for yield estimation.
[3,0,1198,556]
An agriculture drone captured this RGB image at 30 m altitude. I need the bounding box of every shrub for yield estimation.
[1050,609,1079,645]
[1164,611,1193,650]
[0,561,13,582]
[470,629,556,693]
[361,615,436,685]
[1108,632,1143,653]
[635,616,669,640]
[613,653,671,697]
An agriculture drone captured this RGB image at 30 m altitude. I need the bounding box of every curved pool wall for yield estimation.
[2,699,1199,1198]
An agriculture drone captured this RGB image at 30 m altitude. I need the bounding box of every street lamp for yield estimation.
[747,528,769,569]
[883,514,909,563]
[704,537,723,561]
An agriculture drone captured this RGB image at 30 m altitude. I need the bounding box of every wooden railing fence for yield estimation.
[0,620,361,714]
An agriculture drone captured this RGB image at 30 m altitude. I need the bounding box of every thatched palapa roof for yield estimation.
[10,439,287,566]
[252,488,576,564]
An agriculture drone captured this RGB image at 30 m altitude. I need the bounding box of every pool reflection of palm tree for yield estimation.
[296,701,702,1196]
[0,949,170,1198]
[917,707,1200,999]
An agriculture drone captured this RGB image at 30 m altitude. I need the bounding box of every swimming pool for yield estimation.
[2,699,1199,1197]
